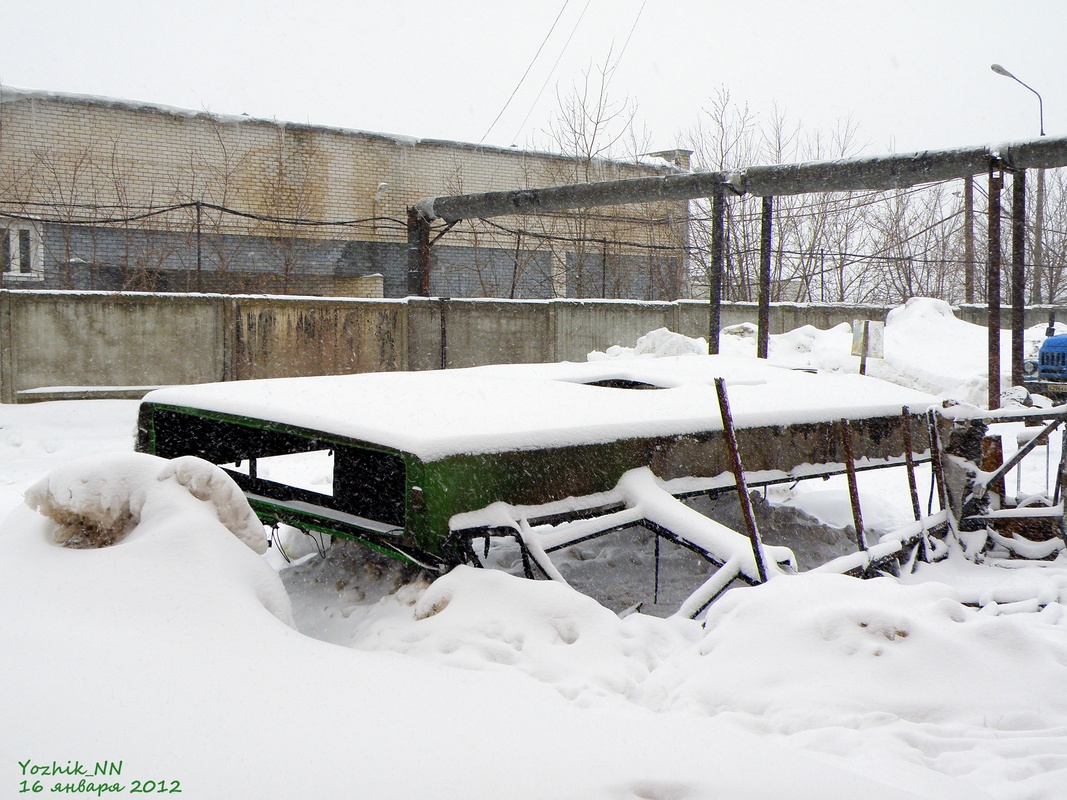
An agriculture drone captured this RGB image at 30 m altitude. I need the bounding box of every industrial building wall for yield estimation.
[0,89,686,300]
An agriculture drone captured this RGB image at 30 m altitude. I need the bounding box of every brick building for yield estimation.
[0,87,689,299]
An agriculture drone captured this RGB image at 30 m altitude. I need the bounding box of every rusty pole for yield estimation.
[1011,170,1027,387]
[714,378,769,582]
[988,166,1003,410]
[708,187,725,354]
[927,410,950,520]
[439,297,449,370]
[757,196,773,359]
[901,409,922,523]
[406,207,431,296]
[964,175,975,303]
[840,419,868,552]
[1035,167,1046,302]
[1058,427,1067,547]
[900,408,929,561]
[195,201,203,293]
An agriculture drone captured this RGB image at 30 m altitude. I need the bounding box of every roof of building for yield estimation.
[0,84,682,173]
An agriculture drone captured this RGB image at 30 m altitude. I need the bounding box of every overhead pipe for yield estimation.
[414,136,1067,223]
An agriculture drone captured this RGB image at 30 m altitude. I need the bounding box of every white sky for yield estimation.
[3,0,1065,161]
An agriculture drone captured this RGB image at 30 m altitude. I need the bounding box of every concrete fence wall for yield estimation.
[2,289,1063,403]
[1,292,230,402]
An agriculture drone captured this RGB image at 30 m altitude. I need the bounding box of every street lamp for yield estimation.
[991,63,1046,305]
[991,63,1044,135]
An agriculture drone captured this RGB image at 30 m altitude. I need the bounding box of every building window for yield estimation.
[1,223,42,279]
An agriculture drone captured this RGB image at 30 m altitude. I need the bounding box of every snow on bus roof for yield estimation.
[142,356,938,461]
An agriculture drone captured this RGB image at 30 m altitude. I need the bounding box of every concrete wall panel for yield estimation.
[4,289,1061,403]
[8,292,225,397]
[553,300,679,361]
[440,300,552,368]
[233,297,405,381]
[405,298,444,372]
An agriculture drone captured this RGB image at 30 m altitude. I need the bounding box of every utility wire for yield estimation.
[479,1,571,145]
[0,200,407,229]
[511,0,594,145]
[604,0,647,95]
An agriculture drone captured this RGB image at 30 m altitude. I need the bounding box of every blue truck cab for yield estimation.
[1036,334,1067,381]
[1023,333,1067,399]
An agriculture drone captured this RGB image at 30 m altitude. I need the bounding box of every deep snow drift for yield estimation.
[602,298,1061,407]
[3,298,1067,799]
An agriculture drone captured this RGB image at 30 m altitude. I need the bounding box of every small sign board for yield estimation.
[852,320,884,375]
[851,320,885,358]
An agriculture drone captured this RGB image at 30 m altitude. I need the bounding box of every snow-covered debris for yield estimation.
[24,451,161,547]
[452,467,796,601]
[25,452,268,554]
[15,452,292,633]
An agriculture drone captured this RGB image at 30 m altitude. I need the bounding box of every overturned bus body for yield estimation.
[136,356,938,570]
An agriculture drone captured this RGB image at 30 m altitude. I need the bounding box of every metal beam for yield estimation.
[418,171,732,223]
[1012,170,1026,387]
[988,167,1003,411]
[757,196,773,359]
[414,136,1067,223]
[708,187,724,354]
[406,207,431,296]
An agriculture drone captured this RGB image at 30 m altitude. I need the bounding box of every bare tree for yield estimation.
[528,54,685,300]
[682,89,996,307]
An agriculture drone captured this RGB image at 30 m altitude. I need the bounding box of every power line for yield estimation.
[606,0,647,95]
[479,1,571,145]
[0,200,406,230]
[510,0,594,144]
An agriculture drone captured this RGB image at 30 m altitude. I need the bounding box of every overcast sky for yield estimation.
[3,0,1064,163]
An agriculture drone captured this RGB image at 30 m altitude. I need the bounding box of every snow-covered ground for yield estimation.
[3,298,1067,799]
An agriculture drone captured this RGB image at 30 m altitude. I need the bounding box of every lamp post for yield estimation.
[991,63,1046,304]
[991,63,1044,135]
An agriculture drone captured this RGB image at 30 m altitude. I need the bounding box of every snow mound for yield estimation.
[158,456,268,553]
[649,573,1067,728]
[24,452,162,547]
[877,297,1044,403]
[589,327,708,360]
[885,296,956,326]
[20,451,290,626]
[25,453,268,554]
[354,566,699,705]
[351,561,1067,769]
